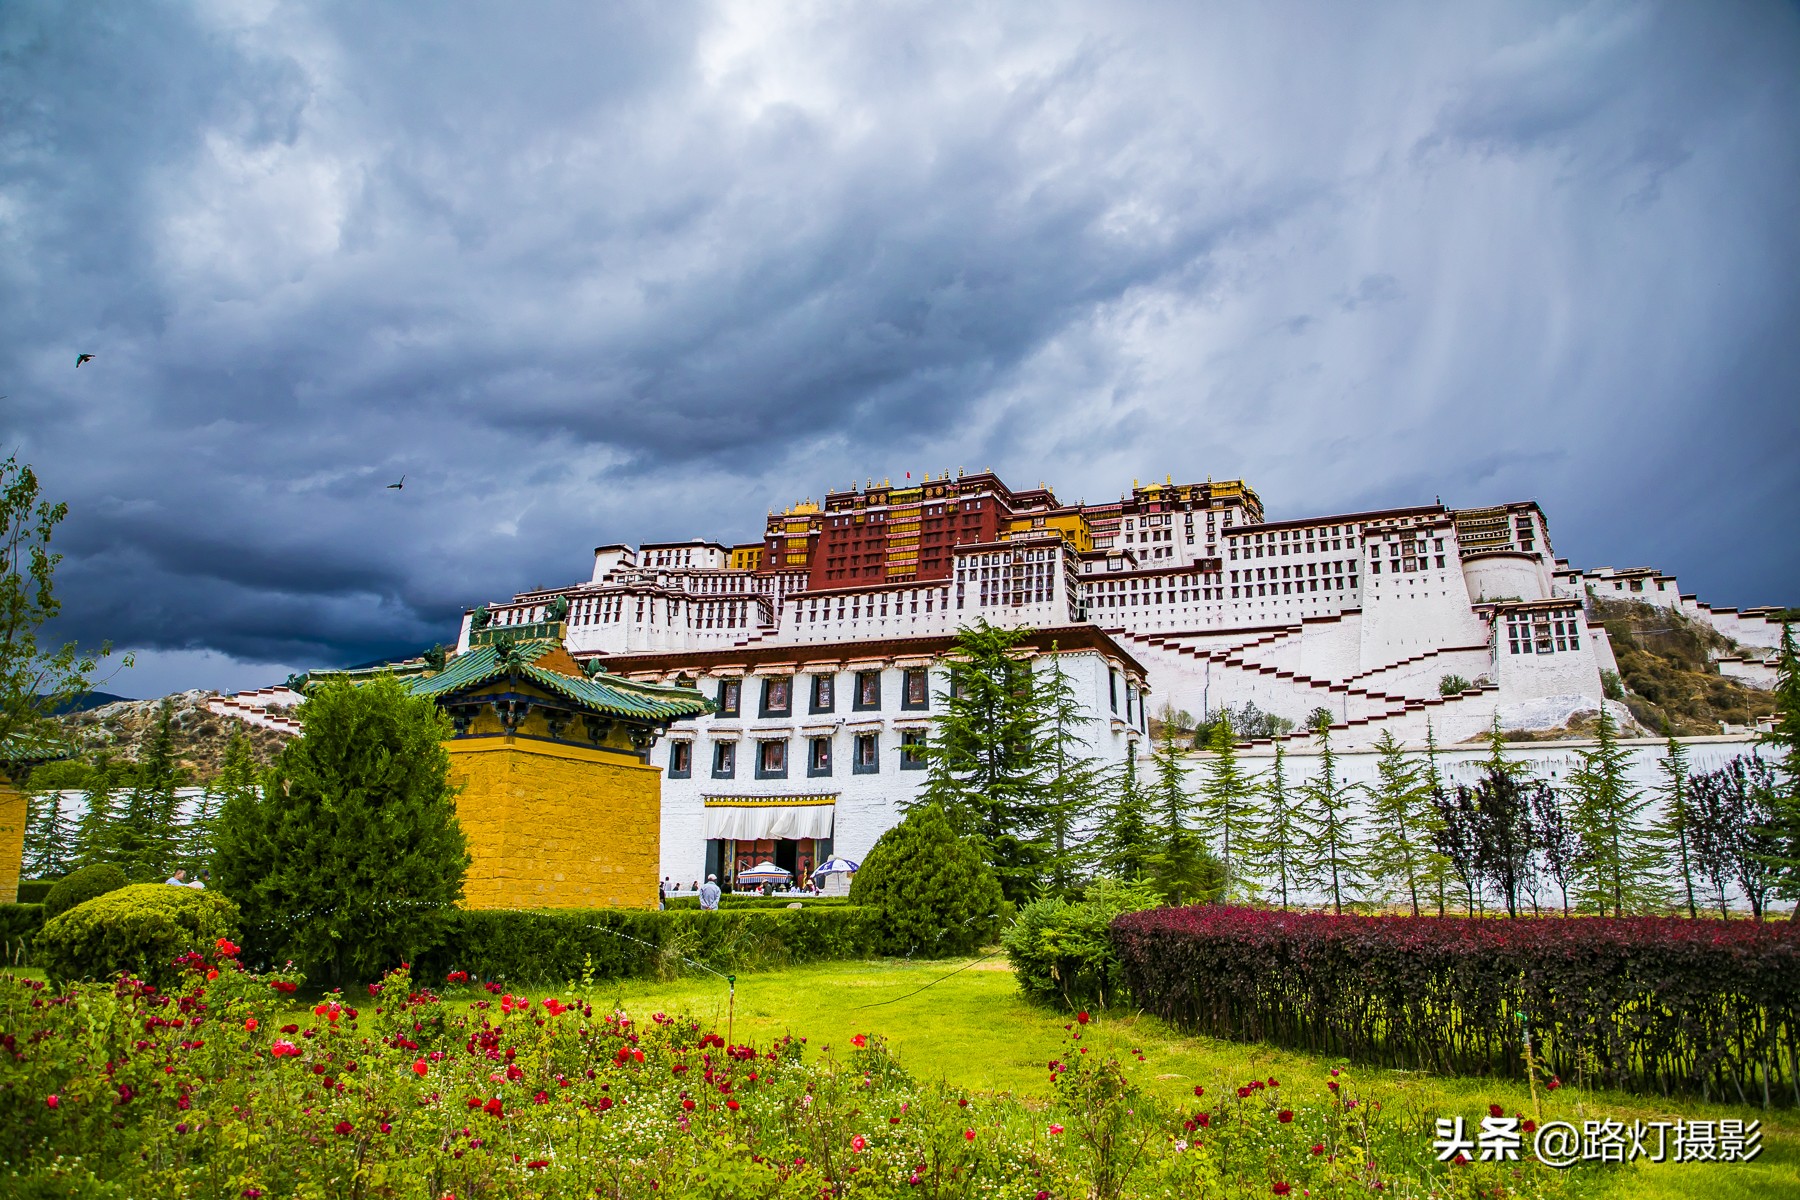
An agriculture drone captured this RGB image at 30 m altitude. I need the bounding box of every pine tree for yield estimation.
[1300,722,1360,914]
[114,700,186,879]
[73,752,132,867]
[1421,724,1453,915]
[187,730,257,868]
[1759,623,1800,917]
[1032,648,1109,895]
[1531,784,1578,915]
[1195,719,1257,899]
[1092,746,1154,883]
[1148,727,1214,905]
[214,675,469,984]
[1650,727,1699,918]
[849,802,1005,955]
[1362,730,1434,916]
[1565,706,1655,916]
[1247,741,1302,909]
[22,760,88,878]
[913,620,1052,902]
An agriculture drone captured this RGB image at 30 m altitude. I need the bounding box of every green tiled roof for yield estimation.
[402,642,710,723]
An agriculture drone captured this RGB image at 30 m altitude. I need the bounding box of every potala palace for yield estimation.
[212,469,1788,892]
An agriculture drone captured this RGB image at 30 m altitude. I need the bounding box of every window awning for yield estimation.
[702,795,836,841]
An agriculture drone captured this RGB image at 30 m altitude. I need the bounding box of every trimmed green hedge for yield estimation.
[16,880,56,905]
[36,884,240,991]
[414,905,880,984]
[44,864,128,918]
[663,894,851,911]
[0,903,46,966]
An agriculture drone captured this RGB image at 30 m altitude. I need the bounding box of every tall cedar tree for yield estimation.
[1762,623,1800,916]
[189,730,257,867]
[0,454,121,762]
[1469,725,1540,917]
[1300,722,1360,914]
[1650,727,1699,918]
[114,700,186,879]
[1690,756,1783,920]
[22,759,88,878]
[1147,727,1216,904]
[1247,741,1302,909]
[1362,730,1434,916]
[1093,747,1153,883]
[214,675,468,984]
[1432,783,1481,914]
[1531,783,1578,915]
[1032,647,1109,895]
[914,620,1051,902]
[73,752,134,867]
[1420,724,1454,915]
[1195,719,1257,899]
[1565,706,1655,915]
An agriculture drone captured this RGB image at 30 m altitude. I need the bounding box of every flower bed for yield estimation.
[1111,905,1800,1101]
[0,946,1556,1197]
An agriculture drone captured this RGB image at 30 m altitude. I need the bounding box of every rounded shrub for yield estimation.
[1002,877,1160,1010]
[848,803,1004,957]
[42,863,128,918]
[36,883,240,991]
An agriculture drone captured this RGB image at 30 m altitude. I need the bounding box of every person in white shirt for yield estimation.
[698,875,722,911]
[165,869,189,886]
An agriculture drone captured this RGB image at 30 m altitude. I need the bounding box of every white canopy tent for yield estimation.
[701,797,835,841]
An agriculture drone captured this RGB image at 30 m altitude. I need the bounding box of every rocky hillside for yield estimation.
[1588,595,1780,735]
[54,691,292,781]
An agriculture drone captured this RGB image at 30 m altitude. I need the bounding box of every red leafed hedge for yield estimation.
[1110,906,1800,1103]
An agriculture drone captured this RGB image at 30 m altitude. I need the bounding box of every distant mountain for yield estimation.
[54,690,292,780]
[49,691,134,715]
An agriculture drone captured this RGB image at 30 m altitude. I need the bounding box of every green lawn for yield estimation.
[574,955,1799,1200]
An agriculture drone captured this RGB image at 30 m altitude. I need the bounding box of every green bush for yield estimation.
[1438,673,1473,697]
[0,903,46,966]
[1002,878,1160,1010]
[16,880,57,905]
[663,894,851,910]
[849,803,1004,957]
[412,905,881,984]
[43,863,128,918]
[35,884,240,991]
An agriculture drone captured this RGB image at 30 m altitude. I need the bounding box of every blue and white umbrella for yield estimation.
[811,857,860,879]
[735,861,793,885]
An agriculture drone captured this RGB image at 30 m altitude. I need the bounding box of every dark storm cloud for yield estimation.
[1,1,1797,696]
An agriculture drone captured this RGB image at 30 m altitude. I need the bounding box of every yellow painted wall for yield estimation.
[446,737,661,911]
[0,778,25,904]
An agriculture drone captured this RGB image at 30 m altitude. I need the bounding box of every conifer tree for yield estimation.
[1147,726,1217,904]
[849,802,1004,955]
[1299,720,1360,914]
[1650,726,1699,918]
[1420,724,1453,915]
[1531,783,1578,915]
[913,620,1051,902]
[1565,706,1655,916]
[1032,647,1109,895]
[214,675,468,983]
[73,752,132,867]
[1362,730,1434,916]
[1092,745,1154,883]
[1759,623,1800,916]
[114,700,186,879]
[1195,718,1257,899]
[1247,740,1302,909]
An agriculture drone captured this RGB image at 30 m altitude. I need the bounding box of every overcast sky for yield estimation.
[3,1,1797,699]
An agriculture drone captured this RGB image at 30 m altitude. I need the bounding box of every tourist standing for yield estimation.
[699,874,721,911]
[164,869,188,886]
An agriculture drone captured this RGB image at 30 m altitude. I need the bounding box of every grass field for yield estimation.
[569,955,1800,1200]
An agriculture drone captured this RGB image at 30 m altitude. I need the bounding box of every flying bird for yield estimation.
[75,354,95,367]
[387,475,405,490]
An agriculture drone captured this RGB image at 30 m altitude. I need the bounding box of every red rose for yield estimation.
[413,1059,429,1077]
[45,1094,59,1109]
[1273,1184,1291,1196]
[334,1121,353,1135]
[1488,1104,1504,1118]
[1076,1011,1090,1025]
[1278,1110,1293,1123]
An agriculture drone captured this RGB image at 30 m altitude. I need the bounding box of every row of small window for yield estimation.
[1232,562,1351,583]
[713,670,930,718]
[1505,614,1581,655]
[1230,577,1355,597]
[1228,536,1354,560]
[1367,556,1445,574]
[796,592,948,622]
[1091,587,1226,606]
[668,732,926,779]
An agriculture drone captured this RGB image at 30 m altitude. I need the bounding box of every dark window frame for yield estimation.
[711,741,736,779]
[901,668,930,711]
[852,732,880,774]
[853,670,882,712]
[900,730,927,770]
[807,736,832,778]
[668,740,692,779]
[810,673,836,714]
[759,676,793,718]
[717,678,741,718]
[755,738,788,780]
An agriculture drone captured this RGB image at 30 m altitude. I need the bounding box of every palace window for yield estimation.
[902,668,930,710]
[712,741,736,779]
[756,739,788,780]
[667,741,692,779]
[900,730,927,770]
[810,673,835,713]
[855,670,882,711]
[760,677,792,717]
[853,733,880,774]
[717,679,741,717]
[808,736,832,777]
